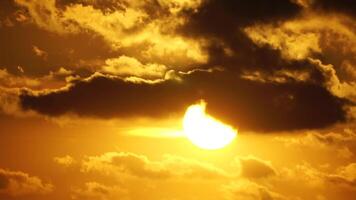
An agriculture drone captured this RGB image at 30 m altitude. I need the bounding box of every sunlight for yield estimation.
[183,100,237,150]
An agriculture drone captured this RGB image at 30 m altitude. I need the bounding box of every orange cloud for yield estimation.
[330,163,356,187]
[0,168,53,196]
[244,13,355,61]
[310,58,356,100]
[54,155,76,167]
[81,151,228,179]
[222,179,287,200]
[15,0,208,67]
[71,182,127,200]
[32,45,48,59]
[102,56,167,79]
[14,0,78,33]
[235,156,276,179]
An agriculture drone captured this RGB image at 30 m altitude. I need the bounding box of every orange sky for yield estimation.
[0,0,355,200]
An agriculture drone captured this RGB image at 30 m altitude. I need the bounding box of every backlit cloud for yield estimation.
[19,70,348,132]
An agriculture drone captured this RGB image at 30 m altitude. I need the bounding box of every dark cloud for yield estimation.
[178,0,309,77]
[2,0,353,132]
[188,70,347,132]
[0,0,20,17]
[182,0,301,34]
[312,0,356,17]
[20,74,195,119]
[20,70,348,132]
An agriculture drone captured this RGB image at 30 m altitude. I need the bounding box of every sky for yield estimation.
[0,0,356,199]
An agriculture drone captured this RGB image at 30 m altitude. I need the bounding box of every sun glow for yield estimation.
[183,101,237,150]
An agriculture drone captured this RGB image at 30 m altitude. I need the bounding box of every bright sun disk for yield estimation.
[183,100,237,150]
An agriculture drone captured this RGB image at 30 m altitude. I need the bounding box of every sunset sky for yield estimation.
[0,0,356,199]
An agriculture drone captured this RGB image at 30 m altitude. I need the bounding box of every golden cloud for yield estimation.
[14,0,78,33]
[244,13,356,61]
[244,24,321,60]
[81,151,228,179]
[310,58,356,100]
[222,179,287,200]
[280,161,356,190]
[16,0,208,68]
[71,182,127,200]
[54,155,76,167]
[102,56,167,79]
[235,156,276,179]
[275,127,356,159]
[158,0,203,14]
[32,45,48,59]
[334,163,356,185]
[0,168,53,196]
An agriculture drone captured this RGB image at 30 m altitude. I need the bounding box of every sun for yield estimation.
[183,100,237,150]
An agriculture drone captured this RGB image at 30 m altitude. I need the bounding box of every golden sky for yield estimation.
[0,0,356,199]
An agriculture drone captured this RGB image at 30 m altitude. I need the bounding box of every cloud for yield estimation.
[221,159,356,200]
[62,3,147,43]
[243,12,356,101]
[281,162,327,188]
[276,128,356,148]
[313,128,356,145]
[14,0,78,33]
[62,3,208,66]
[0,168,53,196]
[337,147,354,159]
[71,182,127,200]
[0,21,114,77]
[311,0,356,18]
[81,151,227,179]
[240,69,311,84]
[102,56,167,79]
[15,0,208,67]
[32,45,48,59]
[182,0,301,34]
[236,156,276,179]
[328,163,356,187]
[0,68,41,88]
[0,87,28,116]
[310,58,356,100]
[54,155,76,167]
[158,0,202,14]
[19,69,348,132]
[0,67,74,91]
[222,180,287,200]
[179,0,355,109]
[279,162,356,190]
[179,0,303,70]
[19,73,194,119]
[244,22,321,61]
[3,0,353,133]
[243,13,356,62]
[275,127,356,159]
